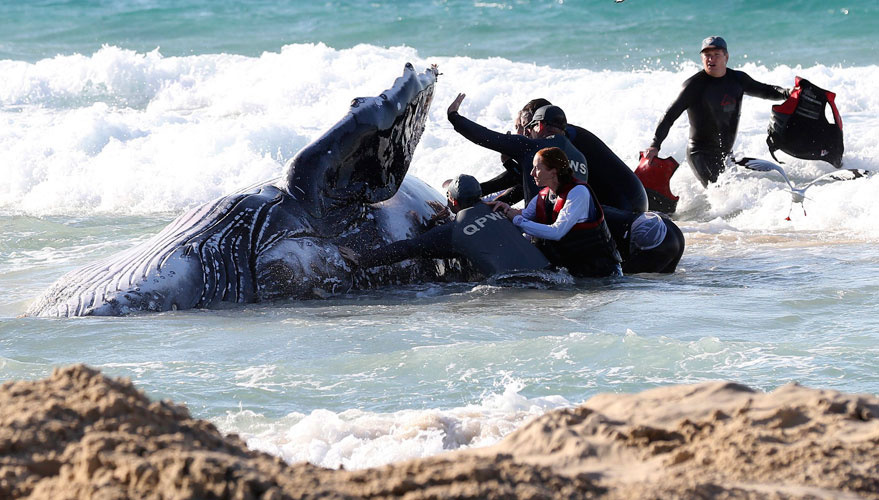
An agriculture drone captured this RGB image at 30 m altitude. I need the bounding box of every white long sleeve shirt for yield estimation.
[512,185,596,241]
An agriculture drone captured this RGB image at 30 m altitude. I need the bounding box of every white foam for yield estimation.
[213,378,569,470]
[2,44,877,239]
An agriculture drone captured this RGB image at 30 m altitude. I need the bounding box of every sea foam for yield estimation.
[213,378,569,470]
[2,44,877,238]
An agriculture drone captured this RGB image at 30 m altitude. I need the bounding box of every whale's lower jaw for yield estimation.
[27,244,471,317]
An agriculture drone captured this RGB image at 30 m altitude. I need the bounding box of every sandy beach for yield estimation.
[2,365,877,499]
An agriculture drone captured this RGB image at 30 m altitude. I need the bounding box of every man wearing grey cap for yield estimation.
[339,174,550,278]
[447,93,588,205]
[643,36,789,188]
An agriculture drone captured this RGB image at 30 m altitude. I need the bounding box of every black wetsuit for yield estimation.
[602,206,685,274]
[478,124,648,212]
[480,158,523,203]
[567,125,648,213]
[448,112,588,204]
[358,203,549,277]
[650,69,787,187]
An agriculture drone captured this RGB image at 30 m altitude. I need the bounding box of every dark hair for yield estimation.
[535,147,573,186]
[522,98,552,115]
[517,98,553,127]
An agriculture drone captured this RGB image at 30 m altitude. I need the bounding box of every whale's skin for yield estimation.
[26,65,465,317]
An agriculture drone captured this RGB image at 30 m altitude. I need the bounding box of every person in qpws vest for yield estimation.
[447,93,588,205]
[339,174,550,278]
[480,98,648,213]
[491,148,622,278]
[602,206,685,274]
[643,36,790,187]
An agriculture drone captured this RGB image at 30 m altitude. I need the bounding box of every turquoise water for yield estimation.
[2,1,874,69]
[2,0,879,471]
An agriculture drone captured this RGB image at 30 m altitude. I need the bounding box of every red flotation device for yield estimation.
[635,152,680,214]
[767,77,844,167]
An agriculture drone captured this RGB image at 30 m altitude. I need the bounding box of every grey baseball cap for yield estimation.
[526,105,567,129]
[446,174,482,202]
[701,36,727,52]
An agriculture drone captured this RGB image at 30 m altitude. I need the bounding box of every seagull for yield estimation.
[733,156,870,220]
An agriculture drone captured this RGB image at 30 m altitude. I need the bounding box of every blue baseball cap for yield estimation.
[701,36,727,52]
[446,174,482,202]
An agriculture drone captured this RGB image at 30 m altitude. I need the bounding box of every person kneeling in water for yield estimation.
[340,174,550,278]
[479,98,647,213]
[448,94,588,205]
[491,148,622,278]
[602,206,685,274]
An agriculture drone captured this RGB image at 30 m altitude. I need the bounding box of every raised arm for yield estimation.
[447,93,534,158]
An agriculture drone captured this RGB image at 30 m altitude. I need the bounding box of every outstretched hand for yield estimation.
[643,146,659,161]
[487,200,521,221]
[447,93,466,116]
[426,200,451,224]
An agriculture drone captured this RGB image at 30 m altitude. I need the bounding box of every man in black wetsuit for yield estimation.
[482,98,648,213]
[447,94,588,205]
[477,99,549,201]
[340,174,550,278]
[644,36,789,187]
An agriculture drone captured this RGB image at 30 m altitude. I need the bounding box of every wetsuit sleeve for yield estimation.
[448,112,533,158]
[358,224,456,268]
[501,157,523,176]
[513,186,594,241]
[493,184,524,205]
[738,71,787,100]
[480,169,519,197]
[650,77,700,149]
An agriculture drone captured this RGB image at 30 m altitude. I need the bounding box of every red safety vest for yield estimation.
[534,181,604,231]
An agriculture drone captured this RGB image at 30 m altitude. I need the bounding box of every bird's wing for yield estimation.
[801,169,871,190]
[735,157,795,190]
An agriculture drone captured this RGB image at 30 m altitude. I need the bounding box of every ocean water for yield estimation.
[2,0,879,470]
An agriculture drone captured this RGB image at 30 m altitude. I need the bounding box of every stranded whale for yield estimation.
[27,64,466,317]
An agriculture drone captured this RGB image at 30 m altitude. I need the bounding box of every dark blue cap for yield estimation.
[701,36,727,52]
[447,174,482,202]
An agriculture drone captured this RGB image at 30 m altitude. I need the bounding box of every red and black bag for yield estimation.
[634,152,679,214]
[767,77,844,167]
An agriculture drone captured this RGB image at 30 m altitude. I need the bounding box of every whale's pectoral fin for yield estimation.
[283,63,438,220]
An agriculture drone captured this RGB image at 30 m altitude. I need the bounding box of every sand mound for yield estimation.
[1,366,878,499]
[0,365,600,499]
[489,381,879,498]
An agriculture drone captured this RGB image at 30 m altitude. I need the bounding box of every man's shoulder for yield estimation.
[543,134,570,144]
[542,134,575,146]
[679,71,712,96]
[457,203,491,216]
[683,71,707,86]
[727,68,749,80]
[532,134,563,150]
